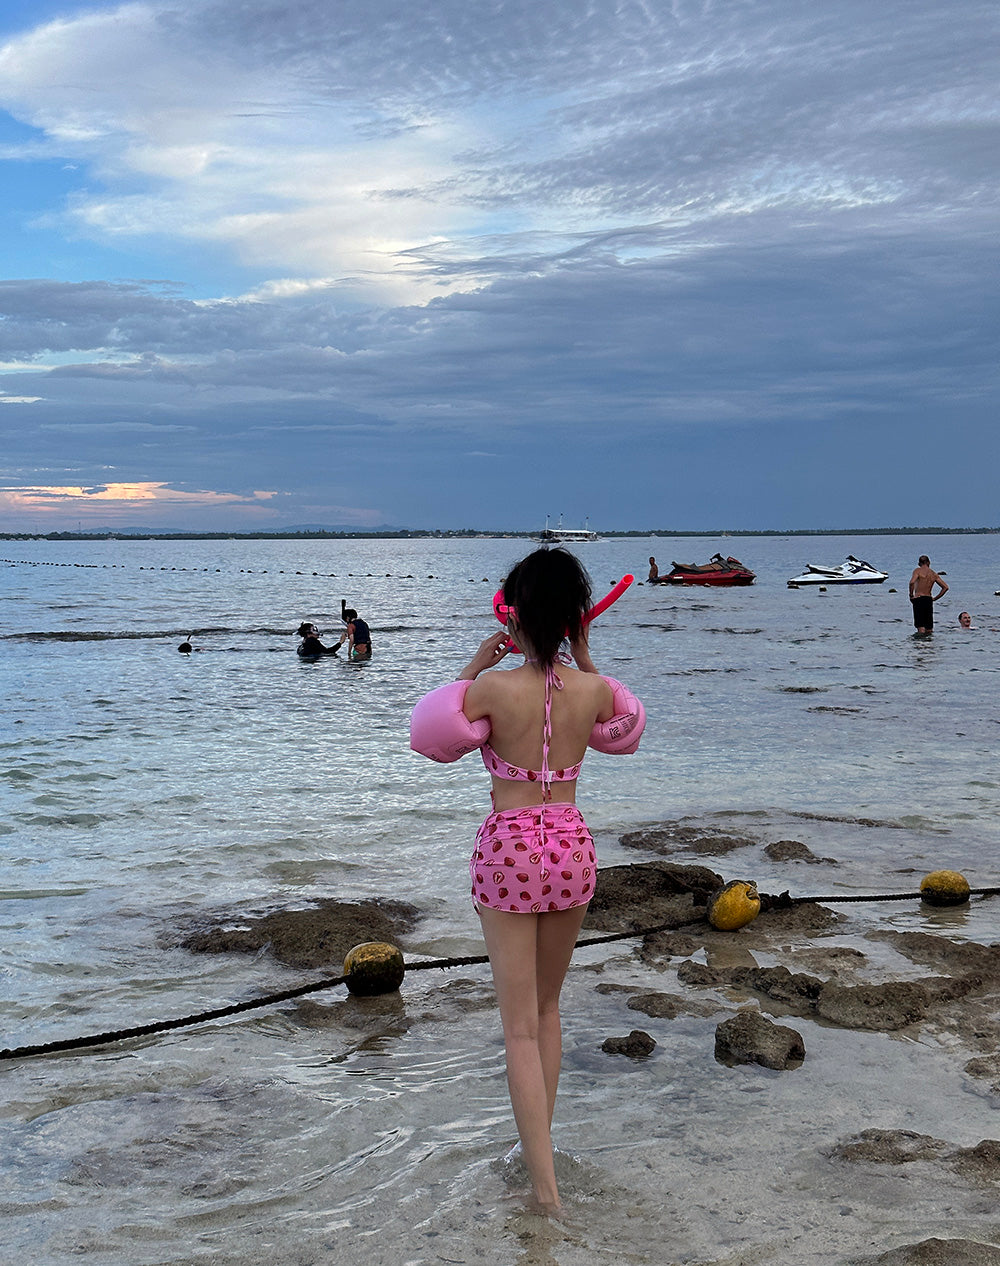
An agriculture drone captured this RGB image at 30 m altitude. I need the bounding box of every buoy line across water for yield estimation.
[2,873,995,1063]
[1,558,501,582]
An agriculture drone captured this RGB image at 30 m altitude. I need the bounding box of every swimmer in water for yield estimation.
[908,555,948,634]
[296,622,339,657]
[339,608,372,660]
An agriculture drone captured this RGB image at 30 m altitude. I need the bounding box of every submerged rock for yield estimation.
[833,1129,1000,1188]
[291,994,412,1040]
[585,860,722,933]
[831,1129,952,1165]
[862,1239,1000,1265]
[965,1054,1000,1094]
[620,822,756,857]
[764,839,839,865]
[740,899,843,937]
[749,964,825,1004]
[626,991,685,1019]
[178,898,419,969]
[714,1007,805,1070]
[677,960,824,1006]
[787,945,868,979]
[601,1029,657,1057]
[672,945,995,1037]
[951,1139,1000,1183]
[816,981,932,1031]
[625,990,718,1020]
[873,931,1000,981]
[637,930,701,965]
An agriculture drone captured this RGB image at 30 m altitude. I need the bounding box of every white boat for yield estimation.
[537,516,599,542]
[787,555,888,587]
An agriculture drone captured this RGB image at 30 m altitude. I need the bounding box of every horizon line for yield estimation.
[2,526,999,542]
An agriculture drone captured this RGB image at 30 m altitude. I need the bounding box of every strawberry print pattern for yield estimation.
[470,804,597,913]
[481,746,582,786]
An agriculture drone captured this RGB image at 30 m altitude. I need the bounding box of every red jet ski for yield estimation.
[656,553,756,586]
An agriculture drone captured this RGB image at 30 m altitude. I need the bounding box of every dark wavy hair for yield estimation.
[502,547,592,667]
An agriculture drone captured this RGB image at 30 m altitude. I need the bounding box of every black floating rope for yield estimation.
[762,886,1000,910]
[0,917,697,1063]
[0,972,346,1062]
[403,917,705,975]
[4,889,998,1063]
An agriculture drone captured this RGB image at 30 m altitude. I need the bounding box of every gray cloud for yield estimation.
[3,212,994,437]
[0,0,996,528]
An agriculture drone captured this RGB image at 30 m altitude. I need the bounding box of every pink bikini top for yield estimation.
[480,664,583,800]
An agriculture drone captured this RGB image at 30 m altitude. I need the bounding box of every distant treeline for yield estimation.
[2,526,998,542]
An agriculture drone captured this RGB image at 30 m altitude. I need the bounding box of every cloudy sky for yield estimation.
[0,0,996,532]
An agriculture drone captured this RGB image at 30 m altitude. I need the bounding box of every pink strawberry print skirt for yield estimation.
[470,803,597,913]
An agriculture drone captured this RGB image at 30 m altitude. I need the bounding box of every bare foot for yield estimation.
[527,1192,564,1219]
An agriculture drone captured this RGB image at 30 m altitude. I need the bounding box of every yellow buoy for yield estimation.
[343,941,406,996]
[707,880,762,931]
[919,870,971,907]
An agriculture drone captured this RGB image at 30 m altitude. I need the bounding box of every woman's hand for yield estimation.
[456,631,512,681]
[569,627,598,674]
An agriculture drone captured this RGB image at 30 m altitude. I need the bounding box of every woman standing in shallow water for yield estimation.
[411,548,645,1213]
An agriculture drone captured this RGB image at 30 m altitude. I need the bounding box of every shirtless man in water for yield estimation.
[908,555,948,634]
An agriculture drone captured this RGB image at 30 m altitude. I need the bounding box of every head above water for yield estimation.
[502,546,593,667]
[959,611,972,628]
[297,622,319,637]
[343,608,358,622]
[918,555,930,566]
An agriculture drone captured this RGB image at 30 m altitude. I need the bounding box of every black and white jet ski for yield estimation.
[787,555,888,587]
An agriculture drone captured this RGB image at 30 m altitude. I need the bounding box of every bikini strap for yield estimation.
[541,664,563,802]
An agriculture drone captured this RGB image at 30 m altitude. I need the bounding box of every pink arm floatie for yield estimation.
[410,680,492,763]
[588,677,645,755]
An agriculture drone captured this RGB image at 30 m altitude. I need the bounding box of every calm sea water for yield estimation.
[2,533,999,1264]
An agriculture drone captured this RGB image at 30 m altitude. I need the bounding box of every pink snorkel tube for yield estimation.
[493,574,634,652]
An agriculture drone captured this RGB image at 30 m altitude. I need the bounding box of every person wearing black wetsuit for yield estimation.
[296,622,339,657]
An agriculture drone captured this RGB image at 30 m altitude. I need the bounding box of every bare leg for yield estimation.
[536,905,588,1126]
[477,903,589,1211]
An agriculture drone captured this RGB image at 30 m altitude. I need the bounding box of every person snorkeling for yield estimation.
[339,607,372,660]
[296,622,339,658]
